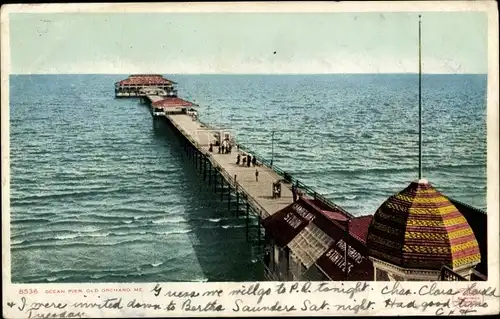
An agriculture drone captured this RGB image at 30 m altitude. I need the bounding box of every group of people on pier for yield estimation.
[236,153,257,167]
[207,135,303,203]
[218,139,232,154]
[208,138,232,154]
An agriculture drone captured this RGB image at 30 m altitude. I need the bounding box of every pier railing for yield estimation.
[211,162,271,220]
[235,143,354,219]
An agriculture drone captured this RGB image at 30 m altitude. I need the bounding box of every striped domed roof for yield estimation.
[366,179,480,271]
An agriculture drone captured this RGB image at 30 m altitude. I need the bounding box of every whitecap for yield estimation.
[344,195,357,200]
[11,239,25,245]
[80,225,101,233]
[113,232,128,236]
[86,232,110,237]
[151,262,163,267]
[208,218,221,223]
[161,229,191,236]
[152,216,186,224]
[55,233,79,240]
[221,225,245,229]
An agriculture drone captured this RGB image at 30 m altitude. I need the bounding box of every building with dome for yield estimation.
[260,181,487,282]
[366,178,482,281]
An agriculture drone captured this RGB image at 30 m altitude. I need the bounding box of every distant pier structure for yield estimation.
[115,74,178,98]
[114,74,488,282]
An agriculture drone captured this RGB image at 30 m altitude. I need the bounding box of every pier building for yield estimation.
[114,74,488,282]
[366,179,482,281]
[115,74,177,98]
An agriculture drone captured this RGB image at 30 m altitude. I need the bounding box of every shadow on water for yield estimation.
[151,118,262,282]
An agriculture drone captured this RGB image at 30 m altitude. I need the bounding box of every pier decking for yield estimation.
[166,112,293,219]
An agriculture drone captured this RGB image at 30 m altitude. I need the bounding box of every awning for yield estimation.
[262,204,309,248]
[263,197,374,280]
[315,216,374,281]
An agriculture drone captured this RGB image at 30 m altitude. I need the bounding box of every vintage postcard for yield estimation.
[1,1,499,318]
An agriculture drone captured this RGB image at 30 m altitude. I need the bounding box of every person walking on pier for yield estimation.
[221,142,225,154]
[252,156,257,167]
[209,143,213,153]
[236,154,241,165]
[255,168,259,182]
[247,154,251,167]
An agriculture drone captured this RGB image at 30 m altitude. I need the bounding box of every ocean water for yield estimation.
[9,74,487,283]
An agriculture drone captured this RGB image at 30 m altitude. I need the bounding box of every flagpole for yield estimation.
[418,14,423,180]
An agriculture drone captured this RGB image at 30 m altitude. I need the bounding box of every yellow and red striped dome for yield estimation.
[366,179,480,271]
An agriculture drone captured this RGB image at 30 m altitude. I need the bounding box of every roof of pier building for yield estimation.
[129,74,163,78]
[365,178,481,271]
[117,74,177,86]
[152,97,197,108]
[262,197,374,280]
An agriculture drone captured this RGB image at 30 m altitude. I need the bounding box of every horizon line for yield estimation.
[9,72,488,76]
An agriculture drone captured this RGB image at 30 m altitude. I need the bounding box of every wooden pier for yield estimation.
[146,92,298,256]
[166,112,294,219]
[142,92,370,281]
[114,71,488,283]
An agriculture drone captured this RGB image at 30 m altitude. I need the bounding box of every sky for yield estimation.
[8,11,488,74]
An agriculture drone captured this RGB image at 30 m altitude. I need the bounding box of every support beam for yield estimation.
[208,164,212,185]
[227,184,231,210]
[203,157,207,181]
[246,201,249,241]
[214,171,217,193]
[220,176,224,201]
[258,214,261,247]
[236,191,239,217]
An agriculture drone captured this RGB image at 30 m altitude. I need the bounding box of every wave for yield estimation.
[11,217,51,224]
[313,162,485,177]
[53,231,111,241]
[208,218,221,223]
[54,233,80,240]
[13,227,193,246]
[152,216,187,224]
[11,238,155,251]
[11,188,123,202]
[344,195,357,200]
[161,229,191,235]
[221,225,245,229]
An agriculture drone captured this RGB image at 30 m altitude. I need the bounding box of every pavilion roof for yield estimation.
[117,74,177,86]
[366,179,481,271]
[152,97,197,108]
